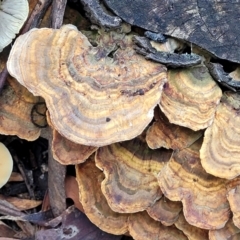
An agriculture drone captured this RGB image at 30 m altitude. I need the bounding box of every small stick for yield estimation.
[51,0,67,29]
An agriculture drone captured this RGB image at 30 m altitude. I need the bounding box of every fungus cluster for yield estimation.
[6,24,240,239]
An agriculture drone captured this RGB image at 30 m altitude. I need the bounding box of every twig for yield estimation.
[51,0,67,29]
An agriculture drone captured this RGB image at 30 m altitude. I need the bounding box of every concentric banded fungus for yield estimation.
[75,157,128,235]
[95,137,171,213]
[0,0,29,52]
[226,177,240,228]
[158,139,230,229]
[128,211,188,240]
[52,128,97,165]
[7,24,167,147]
[0,77,41,140]
[0,143,13,188]
[175,213,209,240]
[159,66,222,131]
[200,92,240,179]
[146,109,203,150]
[209,218,240,240]
[147,197,182,226]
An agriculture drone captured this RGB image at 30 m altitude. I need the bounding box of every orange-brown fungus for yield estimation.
[75,156,129,235]
[159,66,222,131]
[0,76,41,140]
[128,211,188,240]
[175,213,209,240]
[146,109,203,150]
[147,197,182,226]
[209,218,240,240]
[227,177,240,228]
[200,92,240,179]
[95,137,172,213]
[158,139,230,229]
[52,128,97,165]
[7,24,167,147]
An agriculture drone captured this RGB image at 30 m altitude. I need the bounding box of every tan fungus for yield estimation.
[146,108,203,150]
[95,137,172,213]
[159,65,222,131]
[7,24,167,147]
[158,139,230,229]
[175,213,209,240]
[128,211,188,240]
[200,92,240,179]
[0,77,41,140]
[75,156,129,235]
[147,197,182,226]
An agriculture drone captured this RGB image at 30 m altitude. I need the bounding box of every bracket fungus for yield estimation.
[0,77,42,140]
[200,92,240,179]
[0,0,29,52]
[159,66,222,131]
[0,142,13,188]
[7,24,167,147]
[146,109,203,150]
[158,139,230,230]
[95,137,171,213]
[128,211,188,240]
[75,156,129,235]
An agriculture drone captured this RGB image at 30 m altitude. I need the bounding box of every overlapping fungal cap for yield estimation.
[128,211,188,240]
[52,128,97,165]
[75,156,129,235]
[200,92,240,179]
[158,139,230,229]
[147,197,182,226]
[7,24,167,147]
[146,109,203,150]
[0,143,13,188]
[0,0,29,52]
[175,213,209,240]
[159,66,222,131]
[0,77,41,140]
[95,137,172,213]
[209,218,240,240]
[226,177,240,228]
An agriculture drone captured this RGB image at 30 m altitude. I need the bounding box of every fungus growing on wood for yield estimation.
[0,143,13,188]
[7,24,167,147]
[200,92,240,179]
[0,0,29,52]
[159,66,222,131]
[95,137,172,213]
[226,177,240,228]
[75,156,129,235]
[128,211,188,240]
[51,127,97,165]
[175,213,209,240]
[147,197,182,226]
[146,109,203,150]
[209,218,240,240]
[0,77,42,140]
[158,139,230,229]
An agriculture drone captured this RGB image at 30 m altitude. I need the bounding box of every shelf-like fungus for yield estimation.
[75,156,129,235]
[128,211,188,240]
[0,0,29,52]
[7,24,167,147]
[95,137,171,213]
[0,142,13,188]
[146,109,203,150]
[200,92,240,179]
[0,77,42,140]
[147,197,182,226]
[159,66,222,131]
[158,139,230,229]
